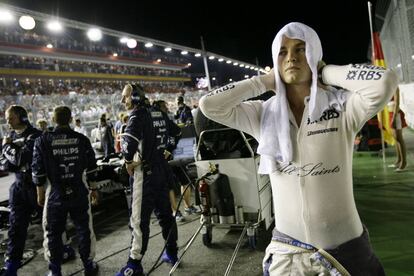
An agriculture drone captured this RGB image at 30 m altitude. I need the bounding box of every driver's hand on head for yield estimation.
[260,68,276,91]
[317,60,326,72]
[317,60,328,88]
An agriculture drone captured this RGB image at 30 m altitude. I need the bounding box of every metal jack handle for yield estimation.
[169,221,206,275]
[224,223,248,276]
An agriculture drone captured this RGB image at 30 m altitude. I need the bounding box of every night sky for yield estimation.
[6,0,378,68]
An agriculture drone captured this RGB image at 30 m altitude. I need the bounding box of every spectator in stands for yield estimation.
[390,88,407,172]
[199,22,398,275]
[32,106,99,276]
[74,118,88,136]
[0,105,42,276]
[174,96,193,125]
[116,85,179,276]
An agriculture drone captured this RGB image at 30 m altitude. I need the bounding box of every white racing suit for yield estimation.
[199,64,398,275]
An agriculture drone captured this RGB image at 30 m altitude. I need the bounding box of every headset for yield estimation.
[130,83,146,106]
[9,105,29,125]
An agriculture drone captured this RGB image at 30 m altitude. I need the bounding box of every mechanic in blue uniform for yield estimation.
[32,106,99,276]
[174,96,193,125]
[0,105,42,276]
[152,100,184,221]
[116,84,180,276]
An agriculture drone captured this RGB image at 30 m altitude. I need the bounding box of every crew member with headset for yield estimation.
[116,84,180,276]
[1,105,42,276]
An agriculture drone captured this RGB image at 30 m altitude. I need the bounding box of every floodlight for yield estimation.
[87,28,102,41]
[127,39,137,49]
[47,20,63,32]
[19,15,35,30]
[0,9,13,23]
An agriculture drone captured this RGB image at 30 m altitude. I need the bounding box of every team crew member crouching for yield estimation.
[32,106,99,276]
[1,105,42,276]
[199,22,398,276]
[116,84,179,276]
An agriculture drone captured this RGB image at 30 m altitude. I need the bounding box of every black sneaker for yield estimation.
[62,245,76,263]
[84,261,99,276]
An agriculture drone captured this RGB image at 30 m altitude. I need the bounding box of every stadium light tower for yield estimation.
[127,38,137,48]
[0,9,14,23]
[47,20,63,32]
[19,15,35,30]
[87,28,102,41]
[120,37,128,43]
[144,42,153,48]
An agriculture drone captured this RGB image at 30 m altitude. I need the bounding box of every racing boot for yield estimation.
[115,260,144,276]
[62,245,76,263]
[161,250,178,266]
[0,259,20,276]
[45,262,62,276]
[84,260,99,276]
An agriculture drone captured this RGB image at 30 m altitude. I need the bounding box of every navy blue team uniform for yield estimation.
[32,127,98,272]
[1,125,41,269]
[120,105,180,266]
[174,104,193,124]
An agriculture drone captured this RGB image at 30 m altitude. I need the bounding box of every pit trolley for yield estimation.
[170,128,274,275]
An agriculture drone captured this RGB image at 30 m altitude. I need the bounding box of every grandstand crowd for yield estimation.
[0,26,188,65]
[0,21,209,136]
